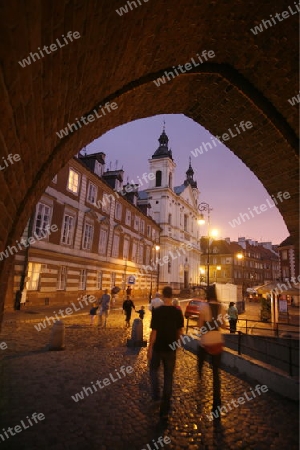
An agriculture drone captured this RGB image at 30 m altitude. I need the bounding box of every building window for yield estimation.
[99,228,108,255]
[82,223,94,250]
[26,263,41,291]
[146,246,150,265]
[138,244,144,264]
[97,271,103,290]
[57,266,67,290]
[79,269,87,290]
[87,182,97,204]
[61,214,75,245]
[168,214,172,225]
[94,161,103,177]
[101,193,111,214]
[281,250,288,260]
[115,203,122,220]
[140,220,145,234]
[67,168,80,194]
[123,238,130,260]
[184,214,188,232]
[168,260,171,274]
[147,225,151,237]
[125,209,131,226]
[155,170,162,187]
[131,242,137,262]
[34,203,52,237]
[111,234,120,258]
[134,215,140,231]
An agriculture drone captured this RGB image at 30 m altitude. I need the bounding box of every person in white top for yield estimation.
[148,293,164,311]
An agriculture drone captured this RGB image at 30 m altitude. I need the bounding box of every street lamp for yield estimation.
[198,202,218,291]
[155,244,160,292]
[216,265,221,282]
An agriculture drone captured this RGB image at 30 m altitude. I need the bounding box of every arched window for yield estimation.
[156,170,162,187]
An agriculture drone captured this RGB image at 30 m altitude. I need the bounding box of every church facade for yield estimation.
[139,127,202,293]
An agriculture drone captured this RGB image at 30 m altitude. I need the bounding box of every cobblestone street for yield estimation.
[0,304,299,450]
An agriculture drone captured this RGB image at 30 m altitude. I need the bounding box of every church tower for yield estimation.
[184,157,200,204]
[148,124,176,190]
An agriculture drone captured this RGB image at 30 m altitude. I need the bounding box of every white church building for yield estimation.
[139,127,202,293]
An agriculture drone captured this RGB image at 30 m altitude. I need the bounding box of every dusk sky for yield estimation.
[86,114,289,245]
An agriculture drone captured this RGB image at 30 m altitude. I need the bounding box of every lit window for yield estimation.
[82,223,94,250]
[67,168,80,194]
[57,266,67,290]
[61,214,75,245]
[112,234,120,258]
[281,250,288,260]
[27,263,41,290]
[99,228,108,255]
[87,182,97,204]
[34,203,52,238]
[79,269,87,290]
[138,244,144,264]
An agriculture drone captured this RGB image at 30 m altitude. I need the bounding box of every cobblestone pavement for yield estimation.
[0,303,299,450]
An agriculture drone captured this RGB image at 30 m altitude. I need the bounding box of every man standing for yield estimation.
[227,301,238,333]
[98,289,111,328]
[197,286,228,415]
[122,295,135,328]
[147,286,184,419]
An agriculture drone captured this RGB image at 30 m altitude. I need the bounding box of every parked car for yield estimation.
[184,299,206,319]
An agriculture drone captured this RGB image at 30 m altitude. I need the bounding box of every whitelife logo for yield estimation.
[250,3,300,35]
[0,412,45,443]
[71,365,134,402]
[55,102,118,139]
[18,31,81,68]
[228,191,290,228]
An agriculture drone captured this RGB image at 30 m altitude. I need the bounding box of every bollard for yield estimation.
[49,320,65,351]
[127,318,147,347]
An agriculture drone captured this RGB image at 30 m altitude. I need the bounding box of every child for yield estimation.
[136,305,145,320]
[89,304,98,325]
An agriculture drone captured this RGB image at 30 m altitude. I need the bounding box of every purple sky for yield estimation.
[86,114,289,245]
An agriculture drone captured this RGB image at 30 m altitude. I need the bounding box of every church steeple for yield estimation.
[152,122,173,160]
[184,157,197,188]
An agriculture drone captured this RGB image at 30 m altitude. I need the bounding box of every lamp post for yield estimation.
[216,265,221,282]
[198,202,217,292]
[155,244,160,292]
[236,251,245,311]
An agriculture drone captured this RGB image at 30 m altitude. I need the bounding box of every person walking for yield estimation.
[147,286,184,420]
[122,295,135,328]
[227,301,238,333]
[89,303,98,325]
[98,289,111,328]
[197,286,228,416]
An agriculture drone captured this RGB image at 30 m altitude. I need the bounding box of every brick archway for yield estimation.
[0,0,298,319]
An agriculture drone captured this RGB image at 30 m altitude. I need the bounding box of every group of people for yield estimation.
[89,284,238,421]
[89,286,146,328]
[147,286,239,421]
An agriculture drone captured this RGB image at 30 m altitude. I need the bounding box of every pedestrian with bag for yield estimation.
[98,289,111,328]
[227,301,238,333]
[197,286,228,416]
